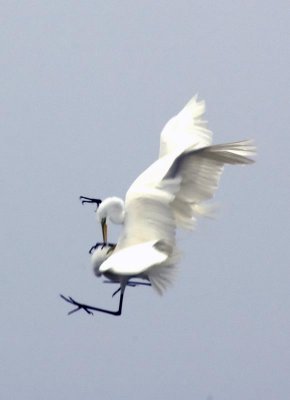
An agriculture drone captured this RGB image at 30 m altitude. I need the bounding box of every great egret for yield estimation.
[61,96,255,316]
[80,96,213,252]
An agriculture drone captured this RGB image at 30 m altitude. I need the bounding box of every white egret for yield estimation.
[62,96,255,316]
[80,96,212,249]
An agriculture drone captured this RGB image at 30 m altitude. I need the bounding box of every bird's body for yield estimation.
[92,97,255,296]
[62,95,256,316]
[94,140,254,294]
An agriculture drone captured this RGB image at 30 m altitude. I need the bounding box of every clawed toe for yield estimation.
[68,306,94,316]
[89,242,116,254]
[79,196,102,207]
[60,294,94,316]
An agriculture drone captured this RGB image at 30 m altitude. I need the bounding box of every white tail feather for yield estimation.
[147,250,181,295]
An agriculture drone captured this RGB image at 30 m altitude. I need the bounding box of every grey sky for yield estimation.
[1,1,289,399]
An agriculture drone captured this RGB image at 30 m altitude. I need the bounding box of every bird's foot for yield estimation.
[60,293,124,316]
[60,294,94,315]
[89,242,116,254]
[79,196,102,207]
[89,242,106,254]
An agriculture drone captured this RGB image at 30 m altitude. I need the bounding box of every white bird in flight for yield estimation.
[61,96,255,316]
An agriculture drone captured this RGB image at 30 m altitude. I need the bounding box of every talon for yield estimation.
[79,196,102,207]
[60,294,94,316]
[89,242,105,254]
[89,244,97,254]
[89,242,117,254]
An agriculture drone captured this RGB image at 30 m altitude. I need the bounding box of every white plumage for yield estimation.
[159,95,212,157]
[91,96,255,298]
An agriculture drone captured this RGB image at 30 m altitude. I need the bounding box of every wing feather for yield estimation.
[116,185,177,252]
[100,241,168,275]
[159,95,212,158]
[166,140,256,228]
[105,94,256,292]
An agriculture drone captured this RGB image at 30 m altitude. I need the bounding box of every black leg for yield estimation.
[112,286,121,297]
[60,292,124,316]
[102,280,151,298]
[79,196,102,206]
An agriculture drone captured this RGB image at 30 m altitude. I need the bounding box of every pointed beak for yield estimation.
[101,218,108,243]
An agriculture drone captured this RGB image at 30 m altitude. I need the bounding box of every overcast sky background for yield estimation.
[1,1,289,399]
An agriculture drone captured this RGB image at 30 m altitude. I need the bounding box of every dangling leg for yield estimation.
[103,280,151,297]
[60,289,125,316]
[79,196,102,206]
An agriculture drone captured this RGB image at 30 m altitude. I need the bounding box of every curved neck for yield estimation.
[97,197,125,224]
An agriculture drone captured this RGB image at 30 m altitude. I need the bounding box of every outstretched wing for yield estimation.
[117,139,255,250]
[159,95,212,158]
[107,137,255,294]
[165,140,256,229]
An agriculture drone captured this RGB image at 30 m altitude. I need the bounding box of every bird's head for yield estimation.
[91,243,115,277]
[96,197,125,242]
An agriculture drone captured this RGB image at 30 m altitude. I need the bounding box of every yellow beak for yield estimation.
[101,218,108,243]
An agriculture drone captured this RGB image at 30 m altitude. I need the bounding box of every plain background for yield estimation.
[1,1,289,399]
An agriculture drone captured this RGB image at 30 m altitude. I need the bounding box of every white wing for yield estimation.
[115,95,214,250]
[99,239,179,294]
[100,240,168,275]
[99,140,255,293]
[117,139,255,250]
[101,157,181,293]
[116,170,178,251]
[159,95,212,158]
[97,96,256,294]
[165,140,256,229]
